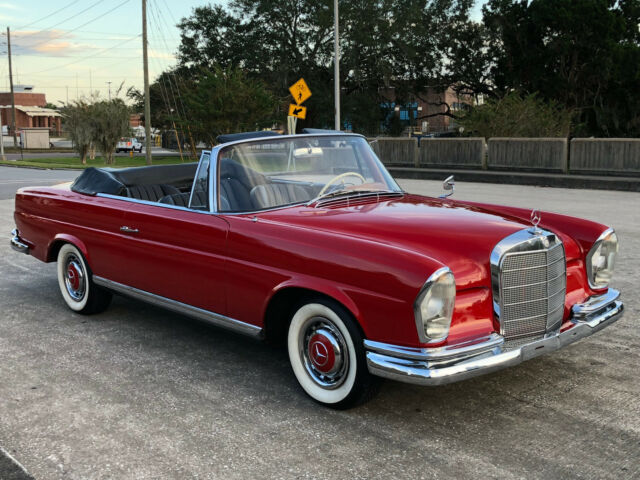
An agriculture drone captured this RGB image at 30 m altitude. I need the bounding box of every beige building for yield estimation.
[0,89,62,136]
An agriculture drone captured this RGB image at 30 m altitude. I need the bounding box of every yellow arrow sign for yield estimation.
[288,104,307,120]
[289,78,311,105]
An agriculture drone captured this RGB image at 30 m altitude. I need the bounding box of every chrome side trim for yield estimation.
[10,229,30,255]
[93,276,262,338]
[365,290,623,386]
[96,193,218,215]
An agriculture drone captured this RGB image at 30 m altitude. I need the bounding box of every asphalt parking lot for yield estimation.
[0,171,638,479]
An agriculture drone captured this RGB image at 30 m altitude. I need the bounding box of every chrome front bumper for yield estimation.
[10,229,30,255]
[365,289,624,386]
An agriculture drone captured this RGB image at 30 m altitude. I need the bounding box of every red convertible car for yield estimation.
[11,132,623,408]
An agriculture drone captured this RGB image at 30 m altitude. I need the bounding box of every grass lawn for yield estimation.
[0,155,194,169]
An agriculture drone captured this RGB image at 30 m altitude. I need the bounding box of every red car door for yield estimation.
[115,201,230,315]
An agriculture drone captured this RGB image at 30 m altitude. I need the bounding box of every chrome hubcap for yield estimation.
[64,254,85,301]
[299,316,348,389]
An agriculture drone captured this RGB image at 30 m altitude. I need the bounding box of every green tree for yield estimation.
[91,99,131,165]
[458,92,572,138]
[60,100,94,165]
[482,0,640,136]
[174,0,477,134]
[180,65,279,145]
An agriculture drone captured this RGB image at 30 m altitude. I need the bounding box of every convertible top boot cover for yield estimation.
[70,167,127,196]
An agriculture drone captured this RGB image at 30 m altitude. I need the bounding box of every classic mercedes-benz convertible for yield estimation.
[11,131,624,408]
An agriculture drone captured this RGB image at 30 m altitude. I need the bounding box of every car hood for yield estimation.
[257,193,537,289]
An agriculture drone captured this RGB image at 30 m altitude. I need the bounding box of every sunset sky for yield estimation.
[0,0,484,106]
[0,0,204,105]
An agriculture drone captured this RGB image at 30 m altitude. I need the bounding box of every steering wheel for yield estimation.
[318,172,367,196]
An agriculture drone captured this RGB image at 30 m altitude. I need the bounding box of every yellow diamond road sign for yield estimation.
[289,78,311,105]
[288,104,307,120]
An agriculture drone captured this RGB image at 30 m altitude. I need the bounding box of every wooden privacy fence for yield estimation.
[370,137,640,176]
[570,138,640,175]
[487,138,568,173]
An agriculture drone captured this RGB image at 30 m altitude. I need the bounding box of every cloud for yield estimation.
[11,30,87,57]
[0,2,21,10]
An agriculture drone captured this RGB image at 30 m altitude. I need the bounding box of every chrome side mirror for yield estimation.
[439,175,455,199]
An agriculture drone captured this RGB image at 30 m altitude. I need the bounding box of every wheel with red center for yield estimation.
[287,298,381,408]
[57,243,112,314]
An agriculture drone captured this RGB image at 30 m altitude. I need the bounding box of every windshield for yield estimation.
[217,135,401,212]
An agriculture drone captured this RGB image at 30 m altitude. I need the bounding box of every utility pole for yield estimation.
[7,27,18,147]
[142,0,152,165]
[0,110,5,161]
[333,0,340,131]
[106,81,112,100]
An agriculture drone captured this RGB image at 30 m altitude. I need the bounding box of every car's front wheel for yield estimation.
[287,298,380,409]
[57,243,112,314]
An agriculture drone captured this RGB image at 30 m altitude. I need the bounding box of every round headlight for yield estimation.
[586,229,618,289]
[414,267,455,343]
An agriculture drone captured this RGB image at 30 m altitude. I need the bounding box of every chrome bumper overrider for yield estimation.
[365,289,624,386]
[10,229,30,255]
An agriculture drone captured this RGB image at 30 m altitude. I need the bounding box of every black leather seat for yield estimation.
[218,158,268,212]
[158,191,210,209]
[250,184,310,209]
[126,184,180,202]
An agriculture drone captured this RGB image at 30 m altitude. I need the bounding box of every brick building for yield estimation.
[378,86,480,134]
[0,88,62,136]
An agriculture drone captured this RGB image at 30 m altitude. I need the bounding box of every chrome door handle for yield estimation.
[120,226,139,234]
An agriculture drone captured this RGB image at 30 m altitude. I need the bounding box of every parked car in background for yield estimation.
[10,131,624,408]
[116,137,143,153]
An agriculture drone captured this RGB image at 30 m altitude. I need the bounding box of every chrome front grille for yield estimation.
[491,229,567,341]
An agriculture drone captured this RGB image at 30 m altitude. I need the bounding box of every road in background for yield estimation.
[0,176,638,479]
[0,167,80,200]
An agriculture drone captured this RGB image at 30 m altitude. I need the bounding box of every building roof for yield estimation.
[0,105,61,117]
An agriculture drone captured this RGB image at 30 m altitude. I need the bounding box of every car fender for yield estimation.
[48,233,91,265]
[266,277,363,324]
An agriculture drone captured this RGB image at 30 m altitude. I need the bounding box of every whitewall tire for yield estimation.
[57,243,112,314]
[287,298,380,408]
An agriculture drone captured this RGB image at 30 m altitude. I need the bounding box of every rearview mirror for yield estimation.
[294,147,323,158]
[439,175,455,199]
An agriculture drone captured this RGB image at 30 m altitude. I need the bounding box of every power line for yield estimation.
[19,0,133,51]
[15,0,82,31]
[11,54,140,59]
[16,0,106,41]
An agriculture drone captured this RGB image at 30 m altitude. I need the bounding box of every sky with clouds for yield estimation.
[0,0,484,106]
[0,0,206,104]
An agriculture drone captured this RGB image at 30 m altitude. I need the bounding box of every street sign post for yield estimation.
[287,78,312,134]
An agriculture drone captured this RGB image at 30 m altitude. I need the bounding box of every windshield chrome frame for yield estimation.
[208,133,400,215]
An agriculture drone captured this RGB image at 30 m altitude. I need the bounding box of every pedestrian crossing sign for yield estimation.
[289,78,312,105]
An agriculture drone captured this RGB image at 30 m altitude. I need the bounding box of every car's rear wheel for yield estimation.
[57,243,112,314]
[287,298,380,409]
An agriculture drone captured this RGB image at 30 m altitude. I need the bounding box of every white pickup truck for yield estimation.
[115,137,143,153]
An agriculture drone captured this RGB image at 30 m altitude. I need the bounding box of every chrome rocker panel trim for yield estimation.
[365,289,623,386]
[93,276,262,338]
[10,229,30,255]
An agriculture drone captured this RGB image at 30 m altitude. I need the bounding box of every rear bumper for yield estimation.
[10,229,30,255]
[365,289,624,386]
